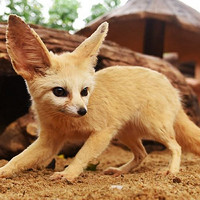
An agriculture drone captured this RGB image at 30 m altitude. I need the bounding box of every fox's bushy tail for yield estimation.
[174,108,200,155]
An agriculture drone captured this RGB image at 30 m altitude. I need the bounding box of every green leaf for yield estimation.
[84,0,121,24]
[86,161,100,171]
[0,0,44,24]
[48,0,80,31]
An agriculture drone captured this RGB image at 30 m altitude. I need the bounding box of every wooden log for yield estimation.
[0,113,36,160]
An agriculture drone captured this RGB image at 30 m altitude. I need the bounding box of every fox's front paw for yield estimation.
[50,171,75,183]
[0,167,14,178]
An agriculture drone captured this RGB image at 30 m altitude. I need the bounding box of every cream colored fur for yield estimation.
[1,15,200,182]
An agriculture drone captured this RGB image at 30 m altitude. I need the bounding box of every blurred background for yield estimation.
[0,0,199,32]
[0,0,127,32]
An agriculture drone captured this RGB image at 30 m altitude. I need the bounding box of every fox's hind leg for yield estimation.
[151,124,182,174]
[104,137,147,176]
[166,139,181,174]
[157,137,181,174]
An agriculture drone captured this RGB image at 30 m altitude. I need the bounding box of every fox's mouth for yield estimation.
[58,109,86,118]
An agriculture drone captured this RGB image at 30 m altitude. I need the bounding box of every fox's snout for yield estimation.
[77,107,87,116]
[65,104,88,117]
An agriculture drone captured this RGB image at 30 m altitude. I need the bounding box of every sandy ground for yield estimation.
[0,145,200,200]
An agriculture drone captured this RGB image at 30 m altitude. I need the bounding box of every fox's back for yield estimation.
[86,66,181,129]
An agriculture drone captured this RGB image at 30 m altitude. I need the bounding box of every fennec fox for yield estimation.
[1,15,200,182]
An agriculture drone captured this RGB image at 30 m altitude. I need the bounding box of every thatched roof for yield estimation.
[78,0,200,34]
[77,0,200,65]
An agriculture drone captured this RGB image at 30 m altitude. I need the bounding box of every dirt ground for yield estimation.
[0,144,200,200]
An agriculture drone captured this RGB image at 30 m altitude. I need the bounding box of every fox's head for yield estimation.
[6,15,108,117]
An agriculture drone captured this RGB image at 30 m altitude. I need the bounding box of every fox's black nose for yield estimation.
[77,108,87,116]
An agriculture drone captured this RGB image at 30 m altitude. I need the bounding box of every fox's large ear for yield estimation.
[73,22,108,67]
[6,15,51,80]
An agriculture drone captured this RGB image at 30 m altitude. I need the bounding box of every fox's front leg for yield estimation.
[0,131,63,178]
[50,129,115,182]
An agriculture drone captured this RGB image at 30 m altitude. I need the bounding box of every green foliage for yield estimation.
[0,0,44,25]
[0,0,121,31]
[48,0,80,31]
[0,0,80,31]
[85,0,121,24]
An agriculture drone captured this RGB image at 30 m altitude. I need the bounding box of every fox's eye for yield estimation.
[52,87,68,97]
[81,87,88,97]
